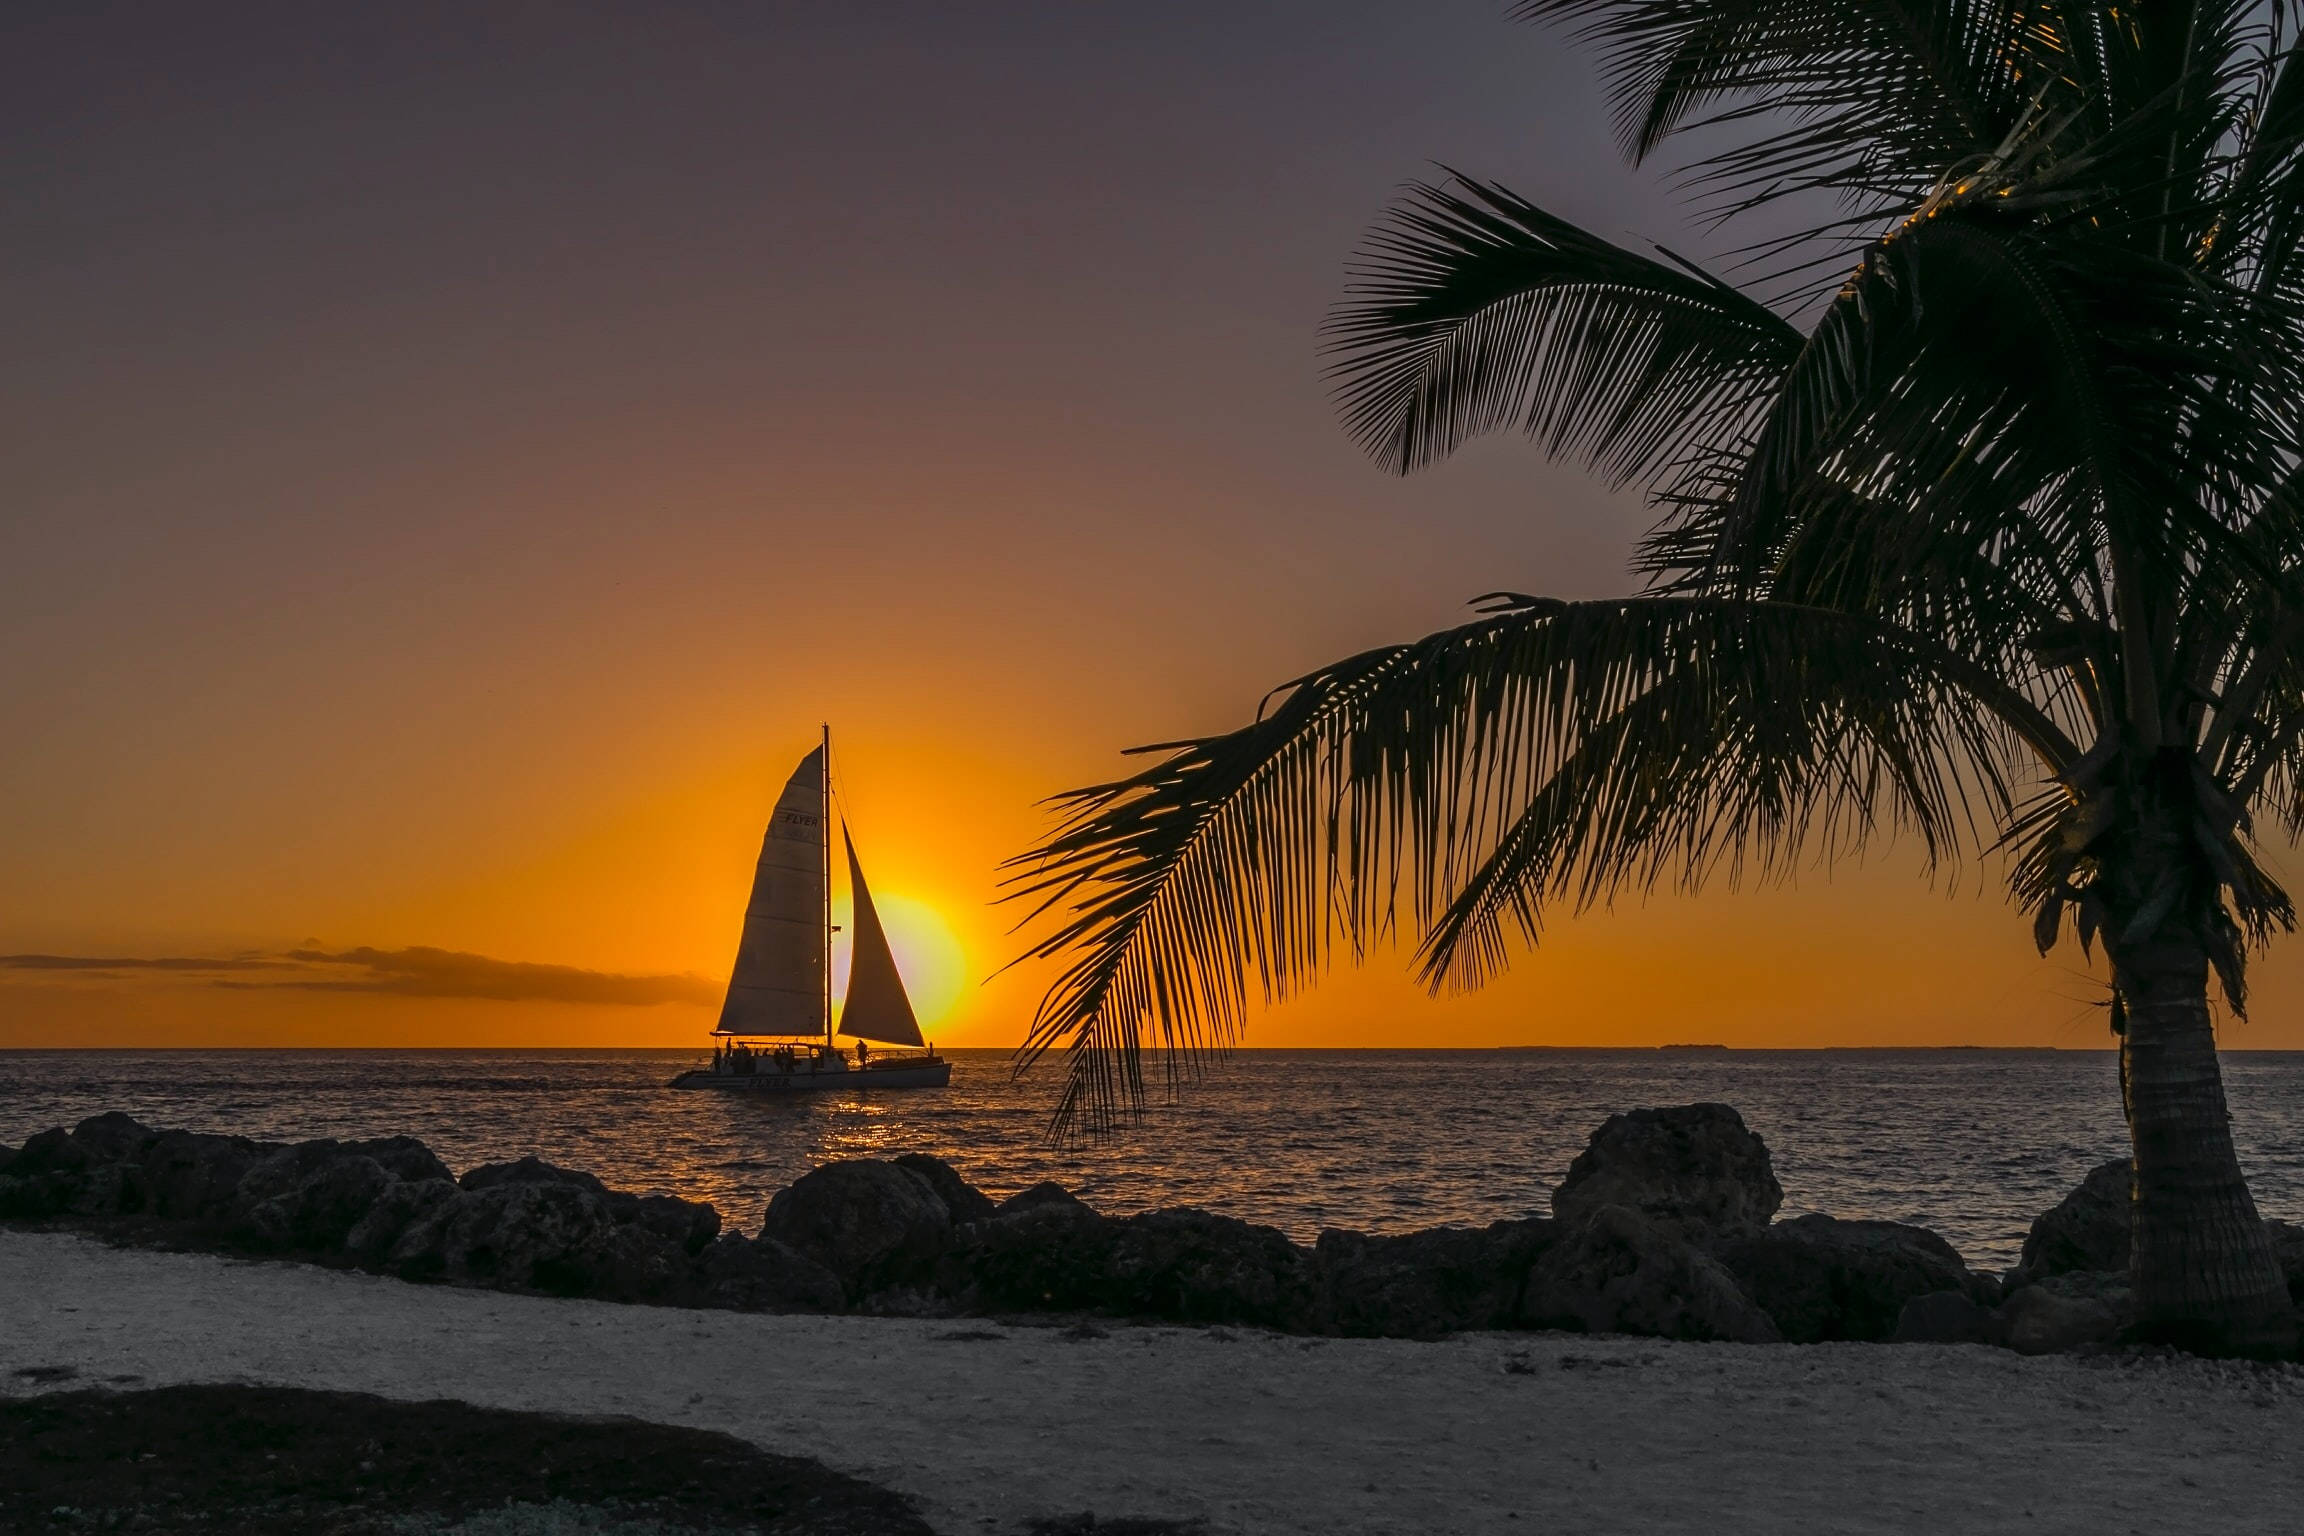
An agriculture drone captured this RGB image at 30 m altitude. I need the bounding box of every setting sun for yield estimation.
[832,889,970,1034]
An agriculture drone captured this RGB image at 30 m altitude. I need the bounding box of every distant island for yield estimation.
[1656,1044,1729,1052]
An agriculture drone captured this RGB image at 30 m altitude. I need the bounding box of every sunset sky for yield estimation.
[12,1,2304,1053]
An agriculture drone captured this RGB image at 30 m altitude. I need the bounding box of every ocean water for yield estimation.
[5,1048,2303,1271]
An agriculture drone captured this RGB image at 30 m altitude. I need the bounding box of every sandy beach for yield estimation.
[6,1231,2301,1534]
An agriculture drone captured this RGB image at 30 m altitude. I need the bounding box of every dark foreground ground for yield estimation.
[0,1383,937,1535]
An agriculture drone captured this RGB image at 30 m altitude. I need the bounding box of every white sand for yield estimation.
[5,1231,2301,1535]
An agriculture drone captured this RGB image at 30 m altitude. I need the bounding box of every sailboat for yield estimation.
[670,728,952,1092]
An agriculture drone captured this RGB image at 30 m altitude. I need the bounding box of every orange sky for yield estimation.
[11,5,2304,1053]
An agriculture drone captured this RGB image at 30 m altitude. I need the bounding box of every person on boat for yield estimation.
[856,1040,869,1068]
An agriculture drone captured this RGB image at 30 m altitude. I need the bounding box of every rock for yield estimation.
[630,1193,721,1256]
[3,1117,263,1224]
[1552,1104,1783,1246]
[994,1181,1091,1217]
[937,1200,1119,1313]
[225,1138,459,1253]
[1103,1208,1314,1329]
[0,1116,704,1301]
[1522,1205,1781,1344]
[236,1138,452,1213]
[596,1223,694,1301]
[588,1221,699,1302]
[0,1143,14,1175]
[689,1233,845,1312]
[1891,1289,2008,1346]
[0,1160,145,1220]
[241,1155,396,1252]
[138,1131,271,1222]
[759,1160,953,1300]
[460,1155,605,1195]
[2011,1159,2130,1287]
[893,1153,997,1225]
[387,1183,586,1286]
[0,1128,95,1215]
[940,1202,1316,1327]
[2001,1270,2130,1354]
[69,1112,160,1166]
[343,1177,459,1262]
[1315,1219,1555,1338]
[462,1156,717,1254]
[387,1181,686,1300]
[8,1128,94,1179]
[89,1164,150,1217]
[0,1170,95,1220]
[337,1136,454,1187]
[1718,1215,1992,1343]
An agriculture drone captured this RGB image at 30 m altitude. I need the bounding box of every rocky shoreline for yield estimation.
[7,1103,2300,1356]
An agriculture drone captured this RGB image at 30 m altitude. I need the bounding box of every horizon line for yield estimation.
[0,1042,2167,1053]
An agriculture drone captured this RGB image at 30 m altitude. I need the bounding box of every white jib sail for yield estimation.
[715,745,826,1037]
[839,824,925,1047]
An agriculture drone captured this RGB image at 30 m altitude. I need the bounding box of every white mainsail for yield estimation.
[839,825,925,1047]
[715,745,827,1037]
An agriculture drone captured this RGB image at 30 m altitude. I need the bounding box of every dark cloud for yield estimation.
[1,946,716,1007]
[0,954,288,972]
[275,947,718,1006]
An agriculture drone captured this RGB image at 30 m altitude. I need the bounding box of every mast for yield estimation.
[821,721,832,1050]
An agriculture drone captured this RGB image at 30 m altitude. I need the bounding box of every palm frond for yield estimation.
[1666,193,2301,736]
[1512,0,2037,212]
[1414,599,2033,990]
[1325,175,1800,478]
[1006,596,2058,1137]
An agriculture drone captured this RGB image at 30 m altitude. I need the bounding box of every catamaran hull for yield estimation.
[668,1061,952,1092]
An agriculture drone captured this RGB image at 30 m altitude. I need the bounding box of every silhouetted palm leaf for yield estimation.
[1007,595,2070,1135]
[1515,0,2030,202]
[1326,176,1799,478]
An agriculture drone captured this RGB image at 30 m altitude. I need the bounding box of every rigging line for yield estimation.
[824,730,864,842]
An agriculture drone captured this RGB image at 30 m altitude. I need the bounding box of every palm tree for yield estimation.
[1008,1,2304,1354]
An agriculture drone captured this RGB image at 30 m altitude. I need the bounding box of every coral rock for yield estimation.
[1315,1219,1555,1339]
[1523,1204,1781,1344]
[1552,1104,1783,1245]
[759,1160,954,1301]
[1719,1215,1993,1343]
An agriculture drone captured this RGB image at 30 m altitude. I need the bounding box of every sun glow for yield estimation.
[831,890,970,1033]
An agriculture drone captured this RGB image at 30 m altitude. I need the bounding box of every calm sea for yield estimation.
[5,1048,2303,1271]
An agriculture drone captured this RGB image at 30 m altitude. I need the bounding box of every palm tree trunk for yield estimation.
[2114,936,2295,1356]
